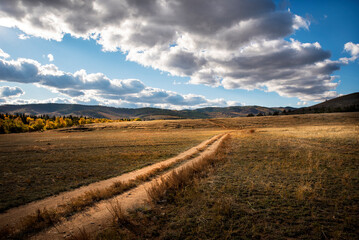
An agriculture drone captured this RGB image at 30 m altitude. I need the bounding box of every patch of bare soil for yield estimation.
[32,133,228,239]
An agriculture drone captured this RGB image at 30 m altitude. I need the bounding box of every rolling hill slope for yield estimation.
[0,103,293,120]
[292,92,359,114]
[0,92,357,119]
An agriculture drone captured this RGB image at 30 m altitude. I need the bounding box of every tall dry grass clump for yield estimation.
[147,134,230,203]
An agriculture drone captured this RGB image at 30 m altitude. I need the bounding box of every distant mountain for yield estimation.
[1,93,356,119]
[0,103,295,120]
[292,92,359,114]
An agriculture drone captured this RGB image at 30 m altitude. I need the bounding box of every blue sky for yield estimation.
[0,0,358,109]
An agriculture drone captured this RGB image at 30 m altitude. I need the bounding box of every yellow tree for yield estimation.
[79,117,86,125]
[44,119,55,130]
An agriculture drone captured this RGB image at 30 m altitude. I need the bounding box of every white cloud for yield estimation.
[340,42,359,64]
[0,48,10,59]
[344,42,359,57]
[292,14,310,30]
[0,50,237,109]
[18,34,30,40]
[0,0,346,102]
[47,53,54,62]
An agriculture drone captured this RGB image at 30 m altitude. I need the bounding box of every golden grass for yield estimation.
[90,135,231,239]
[146,134,230,203]
[0,128,224,212]
[1,133,224,239]
[55,135,231,240]
[2,112,359,239]
[94,123,359,239]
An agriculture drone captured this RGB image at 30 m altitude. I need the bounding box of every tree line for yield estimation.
[0,113,142,134]
[246,109,293,117]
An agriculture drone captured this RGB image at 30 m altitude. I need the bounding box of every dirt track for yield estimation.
[0,133,226,237]
[30,133,228,239]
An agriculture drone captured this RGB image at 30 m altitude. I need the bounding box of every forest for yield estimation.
[0,113,141,134]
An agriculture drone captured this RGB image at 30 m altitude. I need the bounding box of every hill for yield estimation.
[292,92,359,114]
[0,92,357,119]
[0,103,294,120]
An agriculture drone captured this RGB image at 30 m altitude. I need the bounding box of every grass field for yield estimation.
[0,127,225,212]
[97,122,359,239]
[1,112,358,239]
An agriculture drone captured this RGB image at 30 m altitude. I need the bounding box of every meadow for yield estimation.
[0,127,225,212]
[95,114,359,239]
[0,112,358,239]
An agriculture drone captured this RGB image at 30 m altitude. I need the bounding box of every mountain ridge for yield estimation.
[0,103,294,120]
[291,92,359,114]
[0,92,358,119]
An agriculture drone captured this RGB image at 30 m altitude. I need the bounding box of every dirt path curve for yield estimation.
[33,133,229,239]
[0,133,224,230]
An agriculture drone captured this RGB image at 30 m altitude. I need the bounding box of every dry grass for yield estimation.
[2,113,357,213]
[63,135,231,240]
[94,123,359,239]
[0,133,224,239]
[2,112,359,239]
[98,112,359,130]
[94,135,231,240]
[146,134,230,203]
[0,128,224,212]
[1,180,138,239]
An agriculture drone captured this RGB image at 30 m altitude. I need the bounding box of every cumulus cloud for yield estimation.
[0,49,236,109]
[340,42,359,64]
[0,0,347,102]
[345,42,359,57]
[3,97,72,105]
[0,86,24,98]
[47,53,54,62]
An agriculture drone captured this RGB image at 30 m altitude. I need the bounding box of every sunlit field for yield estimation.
[0,127,225,212]
[1,112,358,239]
[95,115,359,239]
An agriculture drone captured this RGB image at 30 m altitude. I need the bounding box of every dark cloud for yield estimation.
[124,88,208,106]
[0,0,24,18]
[58,89,85,97]
[228,45,331,70]
[164,0,275,35]
[0,59,39,83]
[0,86,24,98]
[0,57,145,97]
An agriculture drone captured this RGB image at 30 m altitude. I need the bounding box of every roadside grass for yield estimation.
[96,124,358,239]
[113,112,359,130]
[95,134,231,240]
[0,128,224,212]
[1,112,357,212]
[0,134,225,239]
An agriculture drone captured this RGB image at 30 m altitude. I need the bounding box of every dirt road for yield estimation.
[32,133,228,239]
[0,133,225,233]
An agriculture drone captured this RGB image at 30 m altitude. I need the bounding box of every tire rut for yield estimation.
[32,133,229,239]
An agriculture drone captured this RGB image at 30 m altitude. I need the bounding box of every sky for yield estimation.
[0,0,358,109]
